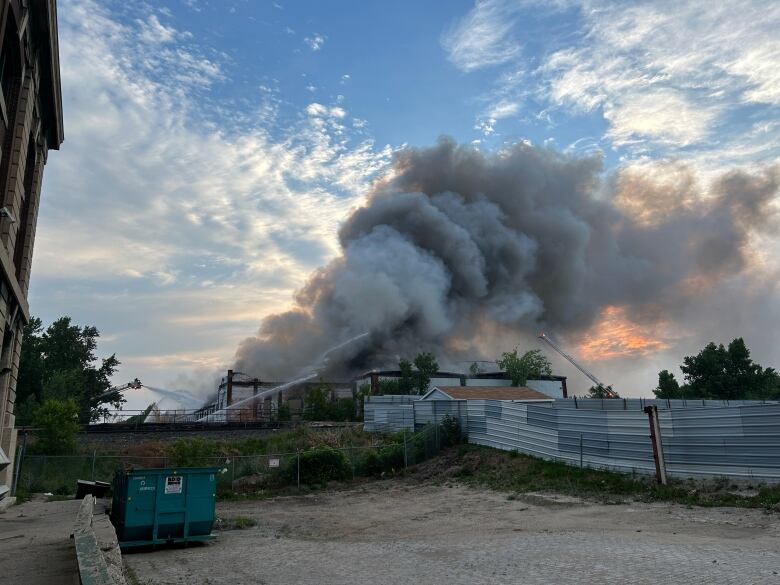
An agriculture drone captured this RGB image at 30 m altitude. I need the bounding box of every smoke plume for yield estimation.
[235,138,778,380]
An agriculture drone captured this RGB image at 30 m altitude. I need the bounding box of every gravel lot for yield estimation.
[125,480,780,585]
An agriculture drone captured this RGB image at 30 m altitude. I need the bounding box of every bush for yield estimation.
[439,415,462,447]
[31,399,80,454]
[53,484,71,496]
[379,444,405,472]
[275,403,291,422]
[285,446,350,486]
[357,450,384,476]
[357,444,405,476]
[330,398,359,422]
[170,437,222,467]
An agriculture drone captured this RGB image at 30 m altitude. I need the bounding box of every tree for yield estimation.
[398,358,415,394]
[496,348,552,387]
[16,316,122,423]
[413,352,439,395]
[356,383,372,418]
[30,399,80,454]
[653,370,683,399]
[586,385,619,399]
[468,362,483,376]
[303,383,332,421]
[680,338,779,400]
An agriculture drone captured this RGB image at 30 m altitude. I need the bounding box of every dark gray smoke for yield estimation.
[235,138,778,379]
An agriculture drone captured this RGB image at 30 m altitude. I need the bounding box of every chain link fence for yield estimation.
[13,423,452,496]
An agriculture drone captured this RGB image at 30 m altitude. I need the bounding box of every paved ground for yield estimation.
[0,497,80,585]
[124,480,780,585]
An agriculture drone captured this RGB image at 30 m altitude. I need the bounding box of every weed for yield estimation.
[441,445,780,511]
[216,515,258,530]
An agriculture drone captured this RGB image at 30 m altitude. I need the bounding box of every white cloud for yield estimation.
[486,100,520,120]
[305,102,327,116]
[726,40,780,105]
[304,33,326,51]
[603,90,717,146]
[455,0,780,159]
[34,0,392,387]
[541,0,780,151]
[441,0,522,72]
[137,14,177,44]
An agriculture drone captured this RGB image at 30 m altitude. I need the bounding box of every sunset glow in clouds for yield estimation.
[33,1,780,400]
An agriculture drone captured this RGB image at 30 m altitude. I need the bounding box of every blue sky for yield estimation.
[30,0,780,405]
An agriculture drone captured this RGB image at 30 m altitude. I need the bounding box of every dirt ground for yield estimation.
[124,479,780,585]
[0,497,80,584]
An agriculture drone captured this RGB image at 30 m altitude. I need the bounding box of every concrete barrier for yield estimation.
[73,495,127,585]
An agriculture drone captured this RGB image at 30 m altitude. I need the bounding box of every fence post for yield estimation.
[403,430,408,469]
[11,431,27,496]
[91,450,97,481]
[644,405,667,485]
[296,450,301,489]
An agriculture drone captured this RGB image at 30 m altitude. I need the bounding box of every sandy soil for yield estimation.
[123,479,780,585]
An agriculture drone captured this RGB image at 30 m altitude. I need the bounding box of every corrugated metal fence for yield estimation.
[364,396,780,481]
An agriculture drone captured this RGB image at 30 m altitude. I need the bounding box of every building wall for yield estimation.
[0,0,63,492]
[526,379,565,399]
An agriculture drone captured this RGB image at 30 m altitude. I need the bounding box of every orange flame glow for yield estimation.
[577,306,670,361]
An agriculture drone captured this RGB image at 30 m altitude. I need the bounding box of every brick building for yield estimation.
[0,0,63,499]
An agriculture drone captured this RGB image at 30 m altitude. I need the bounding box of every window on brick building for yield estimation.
[0,12,22,201]
[13,134,35,280]
[0,14,21,129]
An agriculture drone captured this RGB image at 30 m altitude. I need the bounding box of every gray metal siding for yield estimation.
[365,395,780,481]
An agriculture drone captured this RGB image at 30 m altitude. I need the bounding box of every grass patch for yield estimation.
[13,488,32,505]
[216,515,258,531]
[427,445,780,511]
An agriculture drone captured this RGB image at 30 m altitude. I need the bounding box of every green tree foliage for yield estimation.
[391,353,440,395]
[586,385,619,399]
[496,348,552,387]
[302,383,358,421]
[378,379,400,395]
[30,399,80,454]
[398,358,415,394]
[653,338,780,400]
[439,415,462,447]
[653,370,683,399]
[302,383,333,421]
[413,352,439,395]
[275,403,292,422]
[17,316,122,423]
[469,362,483,376]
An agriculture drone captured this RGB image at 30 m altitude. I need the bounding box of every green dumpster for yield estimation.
[111,467,220,548]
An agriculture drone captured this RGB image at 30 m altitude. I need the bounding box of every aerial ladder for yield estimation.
[94,378,143,402]
[96,378,201,409]
[537,332,617,397]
